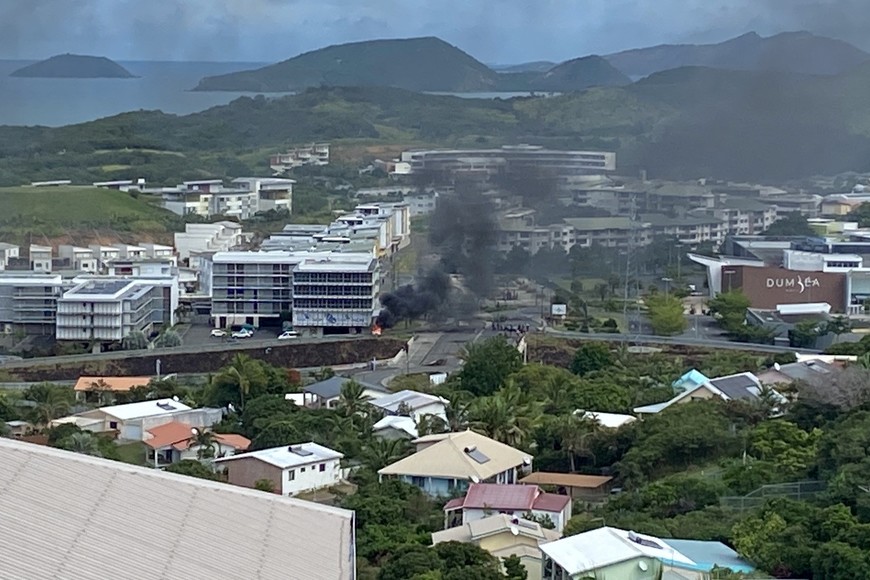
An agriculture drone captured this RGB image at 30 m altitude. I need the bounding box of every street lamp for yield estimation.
[662,277,673,297]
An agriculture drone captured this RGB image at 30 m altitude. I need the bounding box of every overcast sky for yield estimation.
[1,0,868,63]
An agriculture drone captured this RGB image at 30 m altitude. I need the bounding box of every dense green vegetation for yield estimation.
[6,340,870,577]
[6,61,870,185]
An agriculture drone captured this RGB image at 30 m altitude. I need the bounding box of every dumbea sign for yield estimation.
[765,276,821,294]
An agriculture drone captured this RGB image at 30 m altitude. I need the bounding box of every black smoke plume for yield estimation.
[428,183,498,296]
[376,268,451,328]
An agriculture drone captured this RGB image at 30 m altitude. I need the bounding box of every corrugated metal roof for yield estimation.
[0,438,355,580]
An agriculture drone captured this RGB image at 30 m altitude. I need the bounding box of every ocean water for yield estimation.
[0,60,547,128]
[0,60,271,127]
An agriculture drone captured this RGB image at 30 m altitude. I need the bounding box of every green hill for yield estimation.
[10,54,135,79]
[6,62,870,183]
[194,37,499,92]
[0,186,177,235]
[606,31,870,78]
[533,56,631,90]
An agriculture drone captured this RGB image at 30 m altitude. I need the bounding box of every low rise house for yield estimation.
[54,399,223,442]
[58,245,99,272]
[215,442,344,496]
[378,430,533,497]
[756,359,837,388]
[0,437,356,579]
[301,376,388,409]
[372,415,420,440]
[443,483,572,533]
[73,375,152,403]
[368,389,448,422]
[542,527,696,580]
[541,526,755,580]
[0,242,19,271]
[432,515,560,580]
[143,421,250,467]
[519,472,614,503]
[633,371,783,416]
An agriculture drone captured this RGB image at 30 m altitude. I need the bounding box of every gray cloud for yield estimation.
[0,0,868,63]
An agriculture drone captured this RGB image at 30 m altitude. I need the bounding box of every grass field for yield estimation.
[0,186,178,235]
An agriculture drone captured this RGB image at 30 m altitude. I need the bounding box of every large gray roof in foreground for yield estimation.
[0,437,355,580]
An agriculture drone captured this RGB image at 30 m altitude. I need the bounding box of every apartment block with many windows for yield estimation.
[209,251,379,336]
[0,273,63,335]
[55,278,178,343]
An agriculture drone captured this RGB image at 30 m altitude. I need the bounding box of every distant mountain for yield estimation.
[605,31,870,78]
[533,56,631,90]
[194,37,499,92]
[491,61,556,73]
[10,54,136,79]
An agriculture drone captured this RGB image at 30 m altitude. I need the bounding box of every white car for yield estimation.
[210,329,227,338]
[231,329,253,339]
[277,330,298,340]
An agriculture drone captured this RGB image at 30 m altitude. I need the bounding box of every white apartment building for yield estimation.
[89,245,121,271]
[29,245,52,272]
[269,144,330,173]
[174,222,245,261]
[140,243,175,260]
[0,272,63,335]
[107,257,177,278]
[58,245,99,273]
[209,250,379,336]
[231,177,295,214]
[55,277,178,343]
[112,243,147,259]
[782,250,863,273]
[0,243,19,271]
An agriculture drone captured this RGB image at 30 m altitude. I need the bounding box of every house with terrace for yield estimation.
[143,421,250,467]
[443,482,572,533]
[378,430,533,497]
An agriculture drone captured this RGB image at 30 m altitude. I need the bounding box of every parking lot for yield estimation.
[180,322,286,347]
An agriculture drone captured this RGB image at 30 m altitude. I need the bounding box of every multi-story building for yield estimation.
[403,145,616,186]
[0,243,19,271]
[107,257,177,278]
[231,177,294,214]
[89,245,121,271]
[692,199,777,235]
[209,250,379,336]
[58,245,99,273]
[564,217,653,250]
[174,222,245,262]
[140,243,175,260]
[639,213,728,246]
[55,278,178,343]
[269,144,330,173]
[0,272,63,335]
[497,209,576,253]
[29,245,52,272]
[112,243,146,260]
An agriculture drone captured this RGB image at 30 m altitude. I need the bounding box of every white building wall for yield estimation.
[280,457,343,495]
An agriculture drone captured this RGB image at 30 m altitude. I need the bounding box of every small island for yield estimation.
[10,54,136,79]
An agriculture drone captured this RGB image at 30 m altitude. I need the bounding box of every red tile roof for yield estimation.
[459,483,539,511]
[144,421,250,451]
[532,492,571,512]
[444,497,464,511]
[74,376,152,392]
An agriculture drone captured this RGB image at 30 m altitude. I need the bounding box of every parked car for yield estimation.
[277,330,298,340]
[211,329,227,338]
[231,329,253,339]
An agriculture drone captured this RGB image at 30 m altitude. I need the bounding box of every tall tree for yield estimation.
[458,336,524,397]
[646,293,687,336]
[571,342,614,376]
[215,353,258,409]
[338,379,371,417]
[57,432,102,457]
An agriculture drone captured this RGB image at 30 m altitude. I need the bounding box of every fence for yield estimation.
[720,480,827,511]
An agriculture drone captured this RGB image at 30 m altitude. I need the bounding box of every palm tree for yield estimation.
[469,385,541,448]
[216,354,256,409]
[444,398,471,432]
[555,414,600,472]
[338,380,371,417]
[33,392,70,431]
[59,432,102,457]
[362,437,410,471]
[190,429,218,459]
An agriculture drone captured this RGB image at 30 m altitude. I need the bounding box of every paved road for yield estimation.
[545,329,822,354]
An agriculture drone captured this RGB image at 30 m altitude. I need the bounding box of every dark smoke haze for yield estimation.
[1,1,869,62]
[376,268,451,329]
[429,184,498,297]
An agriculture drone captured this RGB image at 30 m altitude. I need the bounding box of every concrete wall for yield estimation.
[223,457,283,492]
[283,457,342,495]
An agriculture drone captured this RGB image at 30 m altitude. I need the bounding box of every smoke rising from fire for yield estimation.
[376,268,451,329]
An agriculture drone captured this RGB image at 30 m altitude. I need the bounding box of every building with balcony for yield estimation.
[55,277,178,343]
[0,272,63,335]
[402,146,615,186]
[174,222,245,262]
[58,245,99,273]
[232,177,295,214]
[269,143,330,173]
[209,250,379,336]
